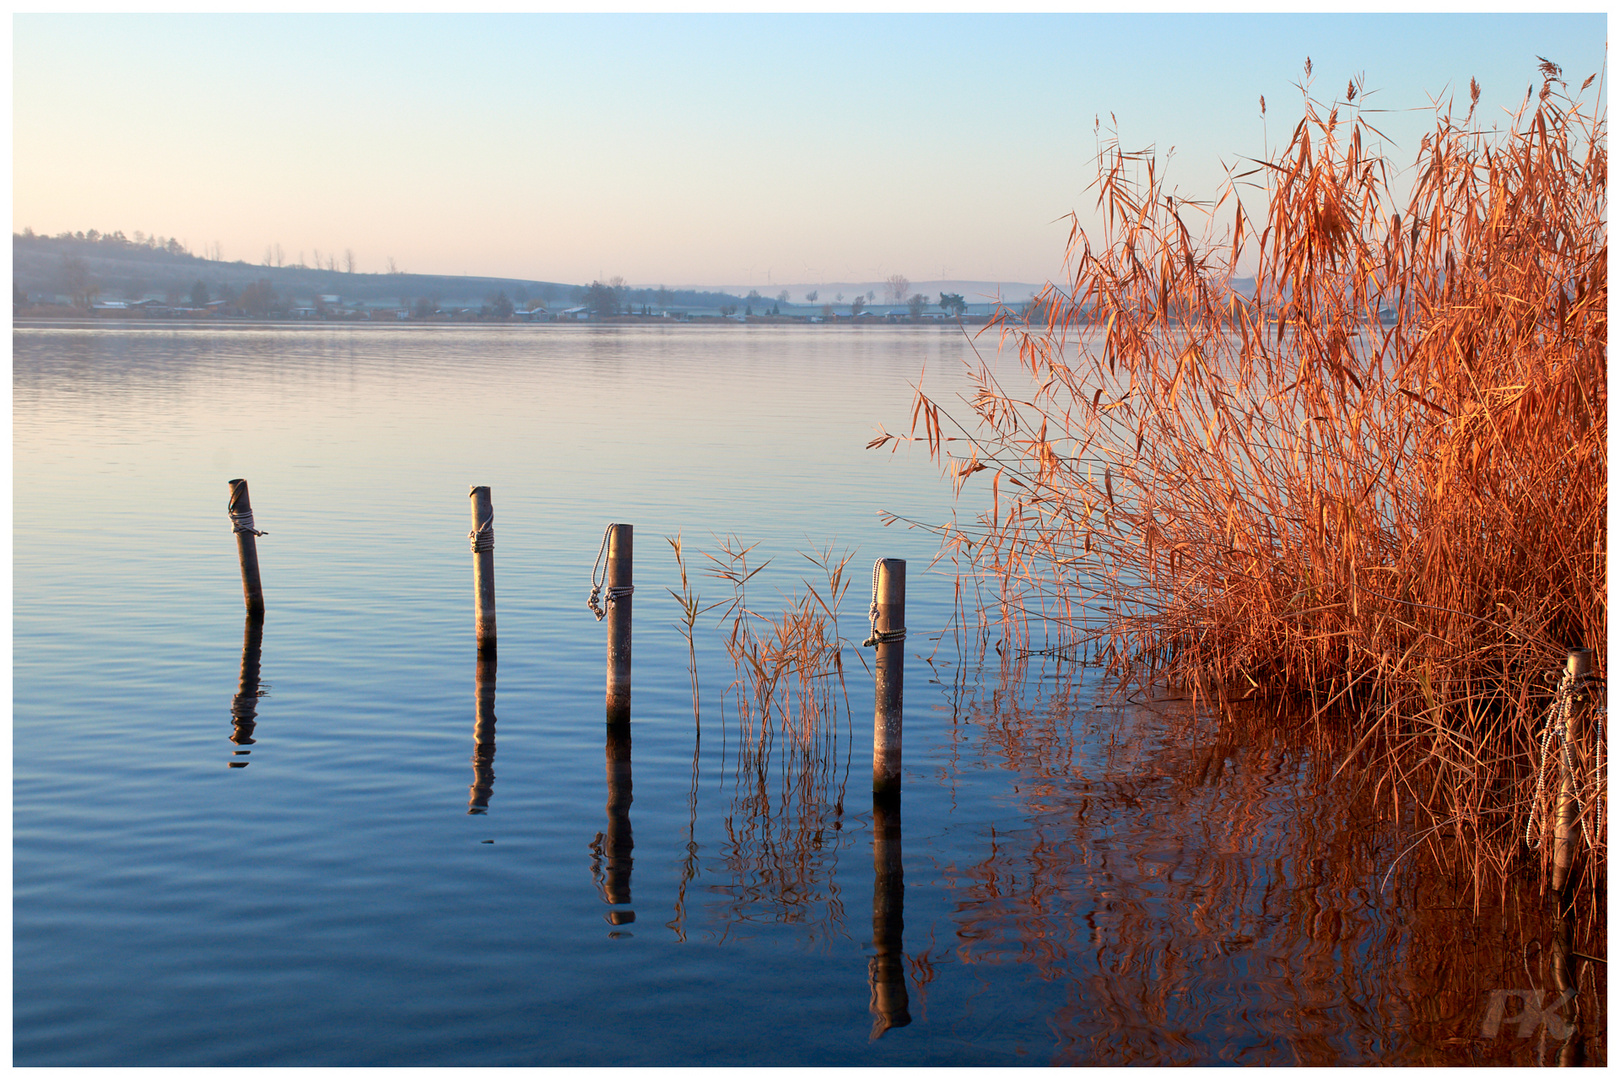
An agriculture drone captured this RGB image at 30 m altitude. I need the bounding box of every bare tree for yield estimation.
[386,256,399,275]
[586,281,621,318]
[344,248,356,274]
[886,274,909,306]
[61,254,91,307]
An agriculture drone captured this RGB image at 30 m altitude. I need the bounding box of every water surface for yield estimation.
[14,323,1603,1065]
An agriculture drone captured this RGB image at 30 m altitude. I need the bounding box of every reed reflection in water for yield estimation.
[228,615,266,767]
[667,728,703,943]
[925,658,1606,1066]
[707,695,853,946]
[468,656,497,813]
[591,721,635,933]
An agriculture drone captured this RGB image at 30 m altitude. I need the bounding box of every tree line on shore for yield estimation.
[12,233,993,322]
[13,230,1008,323]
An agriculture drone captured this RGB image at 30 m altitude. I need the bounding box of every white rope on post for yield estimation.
[229,506,266,537]
[862,559,906,648]
[588,522,634,621]
[468,513,493,554]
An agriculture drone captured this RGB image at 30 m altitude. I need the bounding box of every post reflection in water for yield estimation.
[228,615,266,767]
[1551,910,1582,1067]
[468,655,497,813]
[590,720,635,934]
[869,791,910,1038]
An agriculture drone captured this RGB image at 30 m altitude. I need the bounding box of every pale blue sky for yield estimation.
[13,13,1607,288]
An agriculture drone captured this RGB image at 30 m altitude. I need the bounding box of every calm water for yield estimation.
[14,324,1604,1065]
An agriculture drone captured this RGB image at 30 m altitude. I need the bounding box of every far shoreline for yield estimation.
[13,313,1010,330]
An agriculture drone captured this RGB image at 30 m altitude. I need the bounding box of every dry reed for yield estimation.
[674,537,863,937]
[703,536,860,760]
[876,63,1606,893]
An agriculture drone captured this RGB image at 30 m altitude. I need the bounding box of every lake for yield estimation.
[13,323,1604,1065]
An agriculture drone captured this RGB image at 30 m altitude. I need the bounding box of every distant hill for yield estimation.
[12,231,749,314]
[14,231,1104,320]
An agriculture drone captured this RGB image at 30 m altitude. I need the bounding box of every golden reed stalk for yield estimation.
[876,62,1606,895]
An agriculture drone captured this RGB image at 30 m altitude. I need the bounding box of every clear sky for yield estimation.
[12,13,1608,289]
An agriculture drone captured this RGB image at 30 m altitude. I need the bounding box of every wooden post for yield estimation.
[1552,648,1594,894]
[605,524,633,726]
[872,559,906,796]
[227,479,265,617]
[868,792,910,1037]
[469,655,497,814]
[469,486,496,655]
[229,614,263,767]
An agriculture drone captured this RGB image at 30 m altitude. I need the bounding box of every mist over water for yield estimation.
[14,324,1602,1065]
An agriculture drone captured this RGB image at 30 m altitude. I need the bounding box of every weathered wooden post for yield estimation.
[605,524,633,726]
[229,614,264,767]
[468,486,496,655]
[868,559,906,796]
[1552,648,1595,894]
[227,479,265,617]
[868,792,911,1038]
[469,655,497,813]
